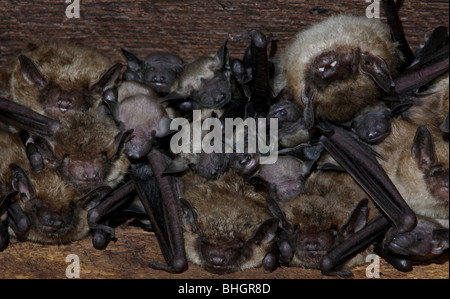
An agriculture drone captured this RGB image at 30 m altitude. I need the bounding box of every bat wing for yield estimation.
[130,149,188,273]
[0,96,60,137]
[317,122,417,237]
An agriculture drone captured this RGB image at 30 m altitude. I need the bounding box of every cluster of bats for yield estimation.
[0,0,448,277]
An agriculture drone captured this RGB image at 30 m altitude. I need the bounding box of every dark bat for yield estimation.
[121,49,184,95]
[130,149,188,273]
[164,41,232,111]
[266,98,314,148]
[275,15,402,124]
[103,80,173,160]
[179,171,279,274]
[0,98,131,191]
[346,104,393,145]
[249,143,323,201]
[380,216,448,272]
[7,40,122,118]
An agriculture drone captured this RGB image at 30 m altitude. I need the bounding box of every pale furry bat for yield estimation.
[103,80,173,159]
[0,130,109,246]
[179,171,279,274]
[6,40,121,118]
[121,49,184,95]
[164,42,232,111]
[275,15,403,124]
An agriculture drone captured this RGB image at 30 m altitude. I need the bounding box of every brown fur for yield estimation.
[403,75,449,134]
[375,118,449,221]
[278,169,378,270]
[0,131,89,244]
[52,109,130,190]
[8,39,112,115]
[275,15,403,122]
[181,171,277,272]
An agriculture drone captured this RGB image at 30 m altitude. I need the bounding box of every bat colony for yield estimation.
[0,0,448,277]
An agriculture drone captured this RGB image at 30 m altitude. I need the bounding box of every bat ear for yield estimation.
[340,198,369,238]
[121,48,144,73]
[179,197,202,234]
[89,63,123,94]
[107,129,134,161]
[265,196,294,232]
[215,40,230,71]
[18,55,49,89]
[412,125,438,171]
[359,52,395,93]
[9,163,36,201]
[249,218,279,245]
[431,228,449,255]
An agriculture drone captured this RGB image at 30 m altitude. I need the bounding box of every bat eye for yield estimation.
[415,232,424,242]
[431,168,440,177]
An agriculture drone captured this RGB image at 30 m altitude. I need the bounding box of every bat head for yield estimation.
[14,41,122,118]
[121,50,184,95]
[181,172,278,274]
[7,163,105,244]
[269,196,368,269]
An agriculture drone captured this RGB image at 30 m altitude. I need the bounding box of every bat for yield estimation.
[265,165,375,274]
[103,80,173,160]
[274,15,403,124]
[164,41,232,111]
[0,130,111,245]
[121,49,184,95]
[266,98,314,148]
[346,104,393,145]
[249,143,323,201]
[0,97,131,191]
[179,171,279,274]
[7,39,122,118]
[379,215,448,272]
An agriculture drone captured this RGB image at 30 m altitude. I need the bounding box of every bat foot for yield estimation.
[320,255,354,278]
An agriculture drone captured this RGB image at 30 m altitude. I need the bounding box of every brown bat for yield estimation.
[103,80,173,160]
[164,42,232,111]
[6,39,121,118]
[179,171,279,274]
[0,97,131,191]
[376,121,449,221]
[121,49,184,95]
[275,15,403,124]
[0,130,109,245]
[266,165,378,275]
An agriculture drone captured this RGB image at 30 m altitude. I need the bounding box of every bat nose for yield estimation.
[38,208,69,230]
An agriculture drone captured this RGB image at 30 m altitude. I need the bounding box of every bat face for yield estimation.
[191,71,232,109]
[52,109,130,191]
[269,192,369,269]
[7,164,91,244]
[181,172,278,274]
[276,15,402,123]
[350,105,392,144]
[11,40,120,118]
[122,50,184,95]
[387,217,449,260]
